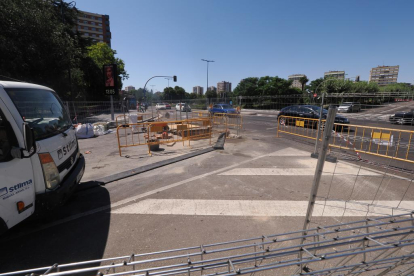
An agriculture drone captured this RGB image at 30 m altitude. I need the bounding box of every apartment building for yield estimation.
[193,86,204,96]
[324,71,345,80]
[76,10,111,47]
[217,81,232,97]
[288,74,307,89]
[369,65,399,86]
[208,86,217,92]
[125,85,135,92]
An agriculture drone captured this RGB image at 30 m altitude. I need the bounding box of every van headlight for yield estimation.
[39,153,60,190]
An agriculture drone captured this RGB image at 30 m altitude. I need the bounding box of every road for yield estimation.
[0,103,413,274]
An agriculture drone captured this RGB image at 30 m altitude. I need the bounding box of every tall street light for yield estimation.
[201,59,214,94]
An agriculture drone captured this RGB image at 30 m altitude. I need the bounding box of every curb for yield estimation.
[76,133,227,192]
[77,147,215,192]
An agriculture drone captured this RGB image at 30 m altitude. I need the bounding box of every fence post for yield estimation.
[301,106,337,245]
[110,95,114,121]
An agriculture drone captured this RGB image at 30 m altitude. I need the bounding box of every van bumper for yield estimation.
[35,154,85,213]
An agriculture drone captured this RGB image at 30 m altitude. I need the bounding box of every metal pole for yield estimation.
[313,93,325,155]
[302,106,337,240]
[110,95,114,121]
[207,62,209,94]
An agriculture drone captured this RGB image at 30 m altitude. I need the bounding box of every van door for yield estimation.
[0,106,35,231]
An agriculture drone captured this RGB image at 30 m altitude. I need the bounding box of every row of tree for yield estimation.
[0,0,128,101]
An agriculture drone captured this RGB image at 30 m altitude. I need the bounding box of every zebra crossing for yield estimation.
[111,147,414,218]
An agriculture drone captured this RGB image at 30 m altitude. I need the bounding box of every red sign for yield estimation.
[313,93,317,98]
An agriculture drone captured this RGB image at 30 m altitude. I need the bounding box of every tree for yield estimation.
[0,0,82,98]
[308,78,324,94]
[87,42,129,91]
[299,76,309,92]
[205,90,217,99]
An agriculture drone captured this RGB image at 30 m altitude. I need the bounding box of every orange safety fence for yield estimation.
[116,118,212,156]
[277,115,414,164]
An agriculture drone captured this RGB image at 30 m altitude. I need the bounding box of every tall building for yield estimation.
[193,86,204,96]
[208,86,217,92]
[217,81,232,97]
[369,65,399,86]
[76,10,111,47]
[288,74,307,90]
[125,85,135,92]
[324,71,345,80]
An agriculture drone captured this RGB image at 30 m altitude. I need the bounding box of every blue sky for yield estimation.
[74,0,414,92]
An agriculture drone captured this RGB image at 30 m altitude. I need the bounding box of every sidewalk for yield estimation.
[78,130,214,183]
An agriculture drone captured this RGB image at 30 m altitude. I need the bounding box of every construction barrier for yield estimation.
[115,113,158,127]
[116,118,212,156]
[277,115,414,164]
[212,113,243,137]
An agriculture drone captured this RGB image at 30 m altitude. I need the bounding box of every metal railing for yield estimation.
[277,115,414,164]
[2,212,413,276]
[212,113,243,137]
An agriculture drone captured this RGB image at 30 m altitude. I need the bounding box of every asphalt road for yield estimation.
[0,103,413,275]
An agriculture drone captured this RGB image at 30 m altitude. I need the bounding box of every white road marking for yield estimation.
[112,199,414,217]
[2,148,302,239]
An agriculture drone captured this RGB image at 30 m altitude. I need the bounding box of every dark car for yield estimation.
[277,105,350,128]
[209,104,238,115]
[389,111,414,125]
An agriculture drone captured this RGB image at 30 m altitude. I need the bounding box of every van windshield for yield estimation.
[6,88,72,141]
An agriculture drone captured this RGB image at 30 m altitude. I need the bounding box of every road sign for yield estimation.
[103,64,119,96]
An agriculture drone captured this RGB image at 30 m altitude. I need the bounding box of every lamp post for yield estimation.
[201,59,214,99]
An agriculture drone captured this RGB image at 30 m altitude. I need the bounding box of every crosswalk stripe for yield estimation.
[112,199,414,217]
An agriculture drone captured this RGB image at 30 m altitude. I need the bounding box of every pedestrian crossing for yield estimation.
[111,147,414,218]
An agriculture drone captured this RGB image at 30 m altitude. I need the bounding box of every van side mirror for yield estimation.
[23,123,35,153]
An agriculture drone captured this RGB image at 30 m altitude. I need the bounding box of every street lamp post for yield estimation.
[201,59,214,105]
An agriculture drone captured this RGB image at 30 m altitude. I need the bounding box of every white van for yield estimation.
[0,81,85,233]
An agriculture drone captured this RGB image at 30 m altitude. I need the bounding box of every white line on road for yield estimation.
[112,199,414,217]
[2,148,302,239]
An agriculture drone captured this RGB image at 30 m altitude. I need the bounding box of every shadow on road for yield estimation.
[0,185,111,274]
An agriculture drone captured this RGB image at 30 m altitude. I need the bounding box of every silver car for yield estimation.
[338,102,361,113]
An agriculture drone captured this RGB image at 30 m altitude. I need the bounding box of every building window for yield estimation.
[92,27,96,31]
[98,23,102,26]
[84,20,88,24]
[99,35,103,38]
[84,33,89,36]
[91,22,95,25]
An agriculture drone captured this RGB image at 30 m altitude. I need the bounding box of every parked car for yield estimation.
[175,103,191,112]
[277,105,350,128]
[389,110,414,125]
[338,102,361,113]
[165,103,171,109]
[209,104,238,115]
[155,103,167,110]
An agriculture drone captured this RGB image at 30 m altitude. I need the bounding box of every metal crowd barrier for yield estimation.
[277,115,414,164]
[2,213,413,276]
[116,118,212,156]
[212,113,243,137]
[115,113,159,127]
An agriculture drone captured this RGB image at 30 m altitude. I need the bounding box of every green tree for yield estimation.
[308,78,324,94]
[87,42,129,91]
[205,90,218,99]
[299,76,309,92]
[0,0,82,99]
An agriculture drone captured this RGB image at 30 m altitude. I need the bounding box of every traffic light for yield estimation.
[173,75,177,82]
